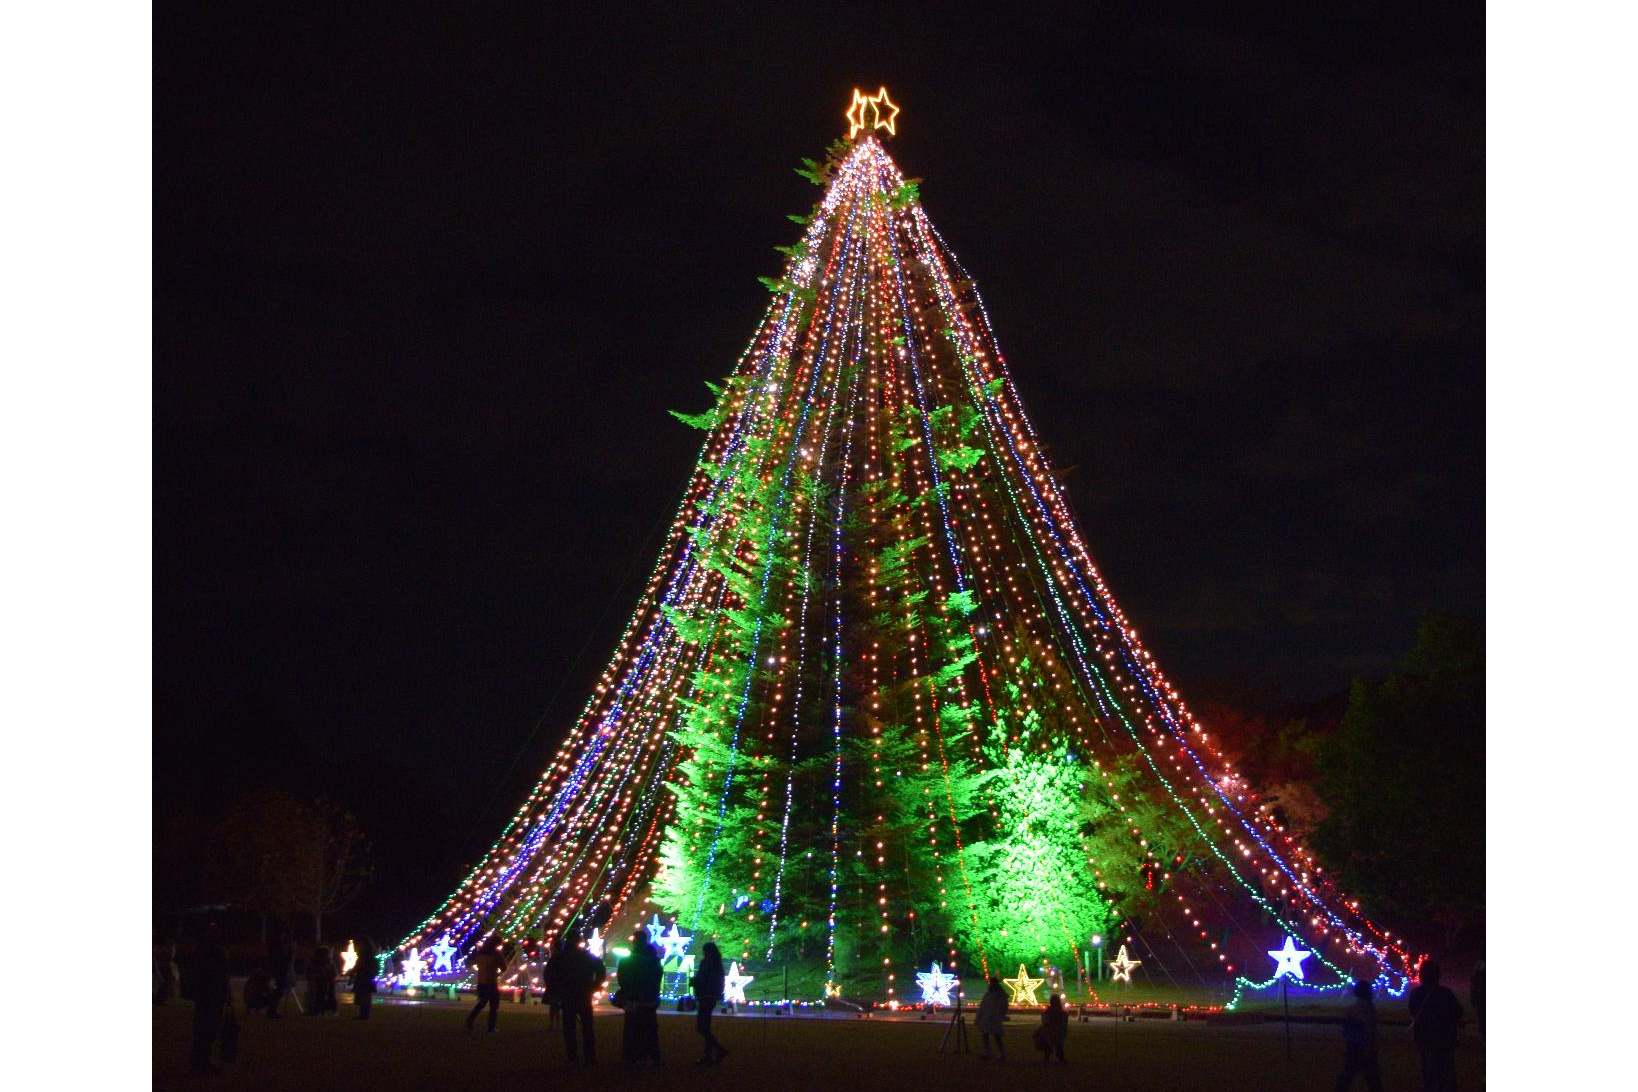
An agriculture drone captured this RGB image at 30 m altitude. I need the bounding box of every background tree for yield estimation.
[210,788,374,941]
[1310,614,1484,952]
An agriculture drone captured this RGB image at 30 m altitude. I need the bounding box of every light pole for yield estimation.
[1087,934,1104,983]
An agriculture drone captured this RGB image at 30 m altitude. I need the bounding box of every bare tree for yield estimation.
[209,789,373,941]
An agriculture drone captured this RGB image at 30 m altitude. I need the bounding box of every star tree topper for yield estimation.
[915,962,959,1007]
[1267,936,1311,981]
[724,961,755,1005]
[428,933,456,974]
[846,87,900,138]
[1109,944,1142,983]
[1003,964,1044,1006]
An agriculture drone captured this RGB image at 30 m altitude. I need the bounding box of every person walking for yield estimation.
[1336,980,1382,1091]
[617,931,664,1066]
[1033,993,1068,1064]
[691,941,729,1065]
[547,933,606,1064]
[305,945,339,1016]
[264,924,295,1017]
[351,937,378,1020]
[467,939,508,1033]
[975,976,1008,1061]
[1408,961,1464,1092]
[184,923,233,1074]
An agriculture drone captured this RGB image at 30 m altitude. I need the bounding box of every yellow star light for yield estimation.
[1109,944,1143,983]
[846,86,901,138]
[866,87,899,135]
[845,88,869,137]
[1002,963,1044,1005]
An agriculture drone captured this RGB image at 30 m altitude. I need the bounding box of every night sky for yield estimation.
[155,2,1482,926]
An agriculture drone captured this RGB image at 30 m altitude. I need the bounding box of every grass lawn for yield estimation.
[154,995,1485,1090]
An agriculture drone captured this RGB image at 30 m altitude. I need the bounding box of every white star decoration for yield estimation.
[657,923,691,963]
[644,914,667,946]
[428,933,456,974]
[402,947,427,986]
[1003,964,1044,1005]
[1109,944,1142,983]
[724,961,755,1005]
[339,940,358,976]
[585,928,605,958]
[1267,936,1311,981]
[915,962,959,1007]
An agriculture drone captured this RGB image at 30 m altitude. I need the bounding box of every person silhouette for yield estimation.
[691,941,729,1065]
[617,931,664,1066]
[351,937,378,1020]
[975,976,1009,1060]
[1336,980,1381,1091]
[305,945,338,1016]
[1408,961,1464,1092]
[547,932,606,1064]
[1033,993,1068,1063]
[467,939,508,1033]
[185,922,232,1073]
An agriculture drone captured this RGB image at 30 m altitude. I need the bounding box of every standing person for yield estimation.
[548,933,606,1064]
[153,938,179,1005]
[184,923,233,1074]
[975,976,1008,1061]
[1336,981,1382,1092]
[305,945,338,1016]
[617,931,663,1066]
[1470,961,1485,1037]
[351,937,378,1020]
[691,941,729,1065]
[264,924,295,1017]
[1408,961,1464,1092]
[467,939,508,1033]
[1033,993,1068,1064]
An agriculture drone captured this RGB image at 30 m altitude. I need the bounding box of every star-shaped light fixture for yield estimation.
[1109,944,1142,983]
[339,940,358,976]
[657,922,691,964]
[644,913,666,946]
[428,933,456,974]
[1266,936,1311,981]
[914,961,958,1006]
[1002,963,1044,1005]
[585,928,604,958]
[846,87,900,138]
[724,961,755,1004]
[402,947,427,986]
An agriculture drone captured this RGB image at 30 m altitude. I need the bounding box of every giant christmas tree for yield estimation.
[395,91,1420,1007]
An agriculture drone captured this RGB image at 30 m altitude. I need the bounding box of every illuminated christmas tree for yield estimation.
[395,90,1420,1007]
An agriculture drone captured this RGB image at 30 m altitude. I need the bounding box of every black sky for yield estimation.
[155,2,1482,924]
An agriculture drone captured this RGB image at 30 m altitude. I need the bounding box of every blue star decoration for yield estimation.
[915,962,958,1007]
[1267,936,1311,981]
[428,934,456,974]
[658,923,691,963]
[644,913,667,946]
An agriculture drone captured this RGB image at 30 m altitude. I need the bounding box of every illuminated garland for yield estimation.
[393,93,1422,1006]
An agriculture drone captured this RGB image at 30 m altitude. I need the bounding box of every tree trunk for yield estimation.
[314,909,322,944]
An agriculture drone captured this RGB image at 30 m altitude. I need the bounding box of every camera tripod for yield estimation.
[937,993,969,1054]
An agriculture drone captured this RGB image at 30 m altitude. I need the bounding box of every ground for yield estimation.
[154,994,1485,1091]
